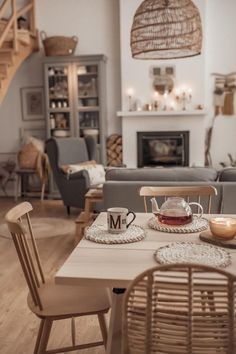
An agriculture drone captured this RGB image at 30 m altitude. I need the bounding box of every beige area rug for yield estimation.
[0,217,75,239]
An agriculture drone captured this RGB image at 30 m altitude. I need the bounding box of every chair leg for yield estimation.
[98,313,108,347]
[67,206,71,215]
[34,319,45,354]
[35,318,53,354]
[41,183,45,201]
[71,317,76,346]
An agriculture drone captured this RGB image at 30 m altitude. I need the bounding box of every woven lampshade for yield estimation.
[130,0,203,60]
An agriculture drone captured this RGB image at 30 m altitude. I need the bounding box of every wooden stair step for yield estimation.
[3,30,31,47]
[0,73,6,80]
[1,41,13,49]
[0,51,14,65]
[0,34,39,103]
[0,48,14,53]
[0,63,8,77]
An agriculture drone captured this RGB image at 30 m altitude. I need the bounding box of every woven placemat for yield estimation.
[85,224,146,244]
[148,216,208,234]
[154,242,231,268]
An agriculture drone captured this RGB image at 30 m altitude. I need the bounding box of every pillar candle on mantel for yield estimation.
[127,88,134,111]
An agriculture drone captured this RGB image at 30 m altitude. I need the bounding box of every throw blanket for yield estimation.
[62,162,105,186]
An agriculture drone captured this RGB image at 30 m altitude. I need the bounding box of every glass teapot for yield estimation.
[151,197,203,226]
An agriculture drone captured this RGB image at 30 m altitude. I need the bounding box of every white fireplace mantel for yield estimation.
[117,110,207,117]
[118,110,208,168]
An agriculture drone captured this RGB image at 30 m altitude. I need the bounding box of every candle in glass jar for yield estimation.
[209,217,236,239]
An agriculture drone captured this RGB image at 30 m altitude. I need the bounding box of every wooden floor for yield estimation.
[0,197,106,354]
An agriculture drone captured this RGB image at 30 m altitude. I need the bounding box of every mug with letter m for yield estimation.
[107,207,136,234]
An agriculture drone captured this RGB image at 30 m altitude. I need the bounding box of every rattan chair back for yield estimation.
[139,185,217,213]
[122,263,236,354]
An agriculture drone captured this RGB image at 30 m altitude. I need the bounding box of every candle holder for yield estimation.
[153,100,159,111]
[176,89,192,111]
[127,88,134,111]
[128,95,133,111]
[163,91,168,111]
[209,217,236,240]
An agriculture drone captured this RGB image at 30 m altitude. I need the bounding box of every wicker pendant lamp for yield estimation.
[130,0,203,60]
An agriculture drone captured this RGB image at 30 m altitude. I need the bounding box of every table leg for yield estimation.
[84,198,92,222]
[106,288,126,354]
[41,182,45,201]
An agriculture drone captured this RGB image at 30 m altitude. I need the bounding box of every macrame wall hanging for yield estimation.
[205,72,236,166]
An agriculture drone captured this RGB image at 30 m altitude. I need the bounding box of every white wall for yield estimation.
[0,0,121,157]
[205,0,236,168]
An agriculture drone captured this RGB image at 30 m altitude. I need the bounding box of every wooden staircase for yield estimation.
[0,0,39,103]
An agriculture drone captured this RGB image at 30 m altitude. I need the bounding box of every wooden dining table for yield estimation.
[55,212,236,354]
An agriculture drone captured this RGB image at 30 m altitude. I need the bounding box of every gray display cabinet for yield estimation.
[43,54,107,164]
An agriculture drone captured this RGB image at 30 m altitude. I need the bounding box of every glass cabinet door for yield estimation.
[76,64,100,143]
[46,64,72,138]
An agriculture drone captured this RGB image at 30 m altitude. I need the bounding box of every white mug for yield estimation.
[107,207,136,234]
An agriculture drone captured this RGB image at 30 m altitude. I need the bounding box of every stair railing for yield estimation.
[0,0,36,51]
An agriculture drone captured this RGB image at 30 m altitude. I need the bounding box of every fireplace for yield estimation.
[137,131,189,167]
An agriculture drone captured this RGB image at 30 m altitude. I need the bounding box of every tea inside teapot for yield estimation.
[151,197,202,226]
[158,208,192,225]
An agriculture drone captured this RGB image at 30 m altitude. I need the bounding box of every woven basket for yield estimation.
[40,31,78,56]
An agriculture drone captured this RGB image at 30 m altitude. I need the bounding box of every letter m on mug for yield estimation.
[110,214,121,230]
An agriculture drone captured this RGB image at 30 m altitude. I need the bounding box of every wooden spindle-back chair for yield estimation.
[5,201,110,354]
[139,185,217,213]
[122,263,236,354]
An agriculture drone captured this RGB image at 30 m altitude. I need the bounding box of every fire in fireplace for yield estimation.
[137,131,189,167]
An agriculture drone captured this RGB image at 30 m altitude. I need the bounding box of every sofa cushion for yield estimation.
[218,168,236,182]
[105,167,218,182]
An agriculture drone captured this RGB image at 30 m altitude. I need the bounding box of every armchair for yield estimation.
[46,136,97,213]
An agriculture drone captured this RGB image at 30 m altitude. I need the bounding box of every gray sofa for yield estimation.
[103,167,236,214]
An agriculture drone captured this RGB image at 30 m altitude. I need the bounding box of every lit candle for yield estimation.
[175,88,180,96]
[187,88,192,99]
[153,91,159,111]
[181,86,187,95]
[170,101,175,110]
[127,88,134,97]
[209,217,236,240]
[163,91,168,110]
[127,88,134,111]
[154,91,159,99]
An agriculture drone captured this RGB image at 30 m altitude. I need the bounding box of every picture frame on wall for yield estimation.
[20,87,45,121]
[20,127,46,142]
[165,66,176,77]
